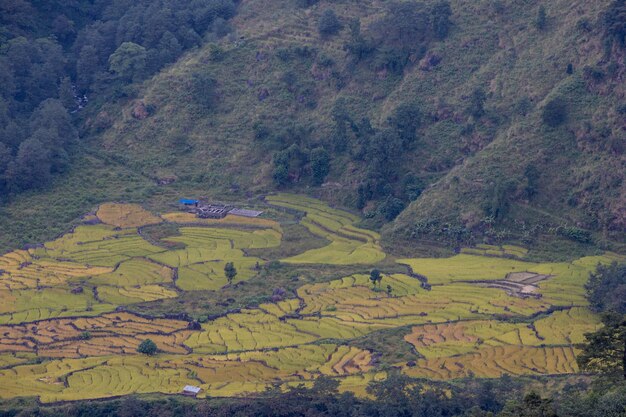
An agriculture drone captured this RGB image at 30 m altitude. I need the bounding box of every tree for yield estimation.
[137,339,158,356]
[468,88,487,118]
[432,1,452,39]
[58,77,75,110]
[577,312,626,380]
[535,6,547,30]
[378,196,406,221]
[603,0,626,51]
[586,262,626,314]
[318,9,342,37]
[499,392,557,417]
[386,285,393,297]
[224,262,237,285]
[76,45,100,91]
[158,31,183,64]
[309,147,330,185]
[108,42,147,82]
[542,97,567,127]
[388,102,421,148]
[191,71,218,109]
[370,269,382,288]
[11,137,51,191]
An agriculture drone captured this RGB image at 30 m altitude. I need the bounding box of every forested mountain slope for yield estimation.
[0,0,624,252]
[94,0,625,248]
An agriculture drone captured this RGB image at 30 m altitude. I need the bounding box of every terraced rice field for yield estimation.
[96,203,162,228]
[266,194,386,265]
[0,196,622,402]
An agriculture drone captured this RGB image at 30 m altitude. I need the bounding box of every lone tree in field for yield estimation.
[386,285,393,297]
[370,269,382,288]
[225,262,237,285]
[137,339,158,356]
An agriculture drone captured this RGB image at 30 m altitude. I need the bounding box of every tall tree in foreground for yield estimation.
[577,312,626,380]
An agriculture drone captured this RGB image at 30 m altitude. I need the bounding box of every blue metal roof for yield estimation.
[179,199,199,205]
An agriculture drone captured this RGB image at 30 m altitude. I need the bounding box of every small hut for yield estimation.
[182,385,202,397]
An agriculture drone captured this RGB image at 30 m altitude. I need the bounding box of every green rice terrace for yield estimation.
[0,194,622,402]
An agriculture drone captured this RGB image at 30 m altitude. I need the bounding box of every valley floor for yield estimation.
[0,194,622,402]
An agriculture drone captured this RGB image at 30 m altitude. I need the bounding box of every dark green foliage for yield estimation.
[402,173,424,201]
[108,42,147,82]
[577,312,626,380]
[499,392,557,417]
[586,262,626,314]
[468,88,487,118]
[378,196,406,221]
[296,0,319,8]
[224,261,237,285]
[542,97,568,127]
[557,226,591,244]
[369,268,382,287]
[387,102,421,149]
[483,180,517,222]
[58,77,75,110]
[432,1,453,39]
[369,2,431,72]
[191,72,218,109]
[603,0,626,50]
[535,6,547,30]
[318,9,342,37]
[0,0,239,202]
[309,147,330,185]
[524,164,540,200]
[344,19,375,64]
[79,331,91,340]
[136,339,158,356]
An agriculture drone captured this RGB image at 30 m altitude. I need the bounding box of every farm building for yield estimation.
[182,385,202,397]
[229,208,263,218]
[178,198,263,219]
[196,204,231,219]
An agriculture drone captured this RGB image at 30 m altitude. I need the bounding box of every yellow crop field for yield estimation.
[461,244,529,258]
[403,345,580,379]
[162,212,282,231]
[533,307,601,345]
[0,195,621,403]
[89,258,173,286]
[149,226,279,290]
[96,203,162,228]
[398,254,538,285]
[266,194,385,265]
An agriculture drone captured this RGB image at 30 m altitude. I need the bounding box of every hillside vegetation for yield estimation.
[0,0,624,254]
[88,0,625,249]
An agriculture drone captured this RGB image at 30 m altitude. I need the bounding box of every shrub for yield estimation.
[468,88,487,118]
[535,6,547,30]
[310,147,330,185]
[557,226,592,244]
[378,196,406,221]
[137,339,158,356]
[318,10,342,37]
[542,98,567,127]
[191,71,218,109]
[432,1,452,39]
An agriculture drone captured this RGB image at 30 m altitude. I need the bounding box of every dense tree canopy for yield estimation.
[0,0,239,201]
